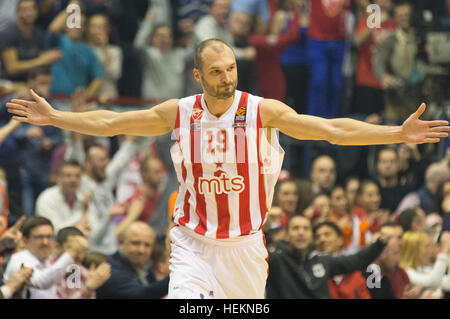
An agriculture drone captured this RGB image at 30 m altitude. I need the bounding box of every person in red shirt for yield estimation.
[313,220,371,299]
[307,0,352,118]
[353,0,397,116]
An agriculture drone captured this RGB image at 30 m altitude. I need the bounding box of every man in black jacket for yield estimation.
[266,215,389,298]
[96,221,169,299]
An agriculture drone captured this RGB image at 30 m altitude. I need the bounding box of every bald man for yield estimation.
[96,222,169,299]
[7,38,450,299]
[310,155,337,194]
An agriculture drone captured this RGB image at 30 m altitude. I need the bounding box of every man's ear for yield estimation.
[193,68,201,83]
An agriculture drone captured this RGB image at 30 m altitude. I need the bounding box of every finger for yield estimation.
[89,263,96,272]
[10,216,26,232]
[6,102,30,111]
[11,116,29,123]
[30,89,44,102]
[10,99,35,107]
[423,138,440,143]
[430,126,450,132]
[427,121,450,127]
[427,132,448,139]
[7,109,28,117]
[413,103,426,119]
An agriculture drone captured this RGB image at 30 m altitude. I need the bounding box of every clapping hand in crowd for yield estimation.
[84,262,111,294]
[5,265,34,295]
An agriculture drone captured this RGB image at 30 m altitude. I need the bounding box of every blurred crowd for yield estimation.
[0,0,450,299]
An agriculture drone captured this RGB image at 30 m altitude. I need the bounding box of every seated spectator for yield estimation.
[396,161,450,215]
[87,14,123,101]
[116,156,174,238]
[1,0,62,82]
[134,7,193,100]
[52,227,110,299]
[374,1,427,123]
[35,160,92,235]
[3,217,87,298]
[46,2,103,98]
[13,66,64,216]
[313,220,371,299]
[352,0,396,116]
[96,221,169,299]
[400,231,450,298]
[310,155,337,195]
[375,147,414,213]
[266,215,389,298]
[364,222,422,299]
[397,208,427,232]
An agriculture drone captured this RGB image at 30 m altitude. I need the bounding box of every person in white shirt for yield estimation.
[3,217,87,299]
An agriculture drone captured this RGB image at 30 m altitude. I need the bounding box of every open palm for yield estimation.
[401,103,450,144]
[6,89,55,126]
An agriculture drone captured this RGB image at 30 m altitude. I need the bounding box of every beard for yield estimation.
[201,74,238,99]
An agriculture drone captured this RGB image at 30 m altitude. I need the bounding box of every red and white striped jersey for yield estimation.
[170,90,285,238]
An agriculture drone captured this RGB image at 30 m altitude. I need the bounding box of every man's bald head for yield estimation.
[120,222,156,270]
[194,39,234,71]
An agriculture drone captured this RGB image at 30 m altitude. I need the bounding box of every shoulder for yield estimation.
[36,185,60,201]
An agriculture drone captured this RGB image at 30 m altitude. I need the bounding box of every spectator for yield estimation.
[400,231,450,298]
[306,0,351,118]
[193,0,233,44]
[396,161,450,215]
[64,135,143,255]
[35,160,92,235]
[134,8,193,100]
[87,14,123,101]
[3,217,87,298]
[35,0,71,29]
[272,180,300,229]
[278,0,310,115]
[345,176,360,210]
[52,227,111,299]
[46,3,103,98]
[313,220,371,299]
[353,180,389,237]
[96,221,169,299]
[352,0,396,116]
[266,215,389,298]
[374,1,427,123]
[397,208,427,233]
[150,236,170,282]
[116,156,176,238]
[364,222,422,299]
[0,266,33,299]
[396,143,427,190]
[434,179,450,218]
[230,0,271,31]
[0,216,26,274]
[13,67,64,217]
[303,192,331,224]
[310,155,336,195]
[246,9,300,101]
[1,0,62,82]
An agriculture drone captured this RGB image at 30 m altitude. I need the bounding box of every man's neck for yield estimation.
[378,176,398,188]
[61,188,76,204]
[17,22,33,37]
[203,92,235,118]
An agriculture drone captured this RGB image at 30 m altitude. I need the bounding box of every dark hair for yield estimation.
[83,251,108,269]
[17,0,36,10]
[313,220,343,238]
[59,159,82,173]
[21,217,53,238]
[56,226,84,245]
[397,208,418,232]
[286,214,310,230]
[194,38,233,70]
[375,146,397,164]
[150,23,171,43]
[27,66,52,81]
[434,178,450,216]
[151,236,168,267]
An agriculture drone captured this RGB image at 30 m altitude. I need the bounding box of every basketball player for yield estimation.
[6,39,450,299]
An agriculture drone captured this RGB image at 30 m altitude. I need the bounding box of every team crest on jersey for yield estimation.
[192,109,203,121]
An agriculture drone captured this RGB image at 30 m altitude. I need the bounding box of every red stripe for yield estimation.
[214,168,231,238]
[234,92,252,235]
[191,95,208,235]
[256,102,268,226]
[179,159,190,226]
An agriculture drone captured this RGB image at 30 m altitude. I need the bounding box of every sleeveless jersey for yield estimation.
[170,90,285,238]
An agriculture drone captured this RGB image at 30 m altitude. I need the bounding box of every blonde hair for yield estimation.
[400,231,431,270]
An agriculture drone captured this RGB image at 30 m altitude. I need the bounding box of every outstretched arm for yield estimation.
[260,99,450,145]
[6,90,178,137]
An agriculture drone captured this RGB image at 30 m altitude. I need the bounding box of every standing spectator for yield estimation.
[266,215,389,298]
[87,14,123,101]
[3,217,87,298]
[400,231,450,298]
[134,8,193,100]
[1,0,62,82]
[375,147,414,213]
[115,156,177,238]
[352,0,396,116]
[306,0,351,118]
[46,3,103,98]
[52,227,111,299]
[374,1,427,123]
[96,222,169,299]
[313,220,371,299]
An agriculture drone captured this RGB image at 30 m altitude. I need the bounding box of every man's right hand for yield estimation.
[5,266,34,294]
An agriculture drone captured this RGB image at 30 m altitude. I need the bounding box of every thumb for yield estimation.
[89,263,96,272]
[30,89,43,102]
[413,103,426,119]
